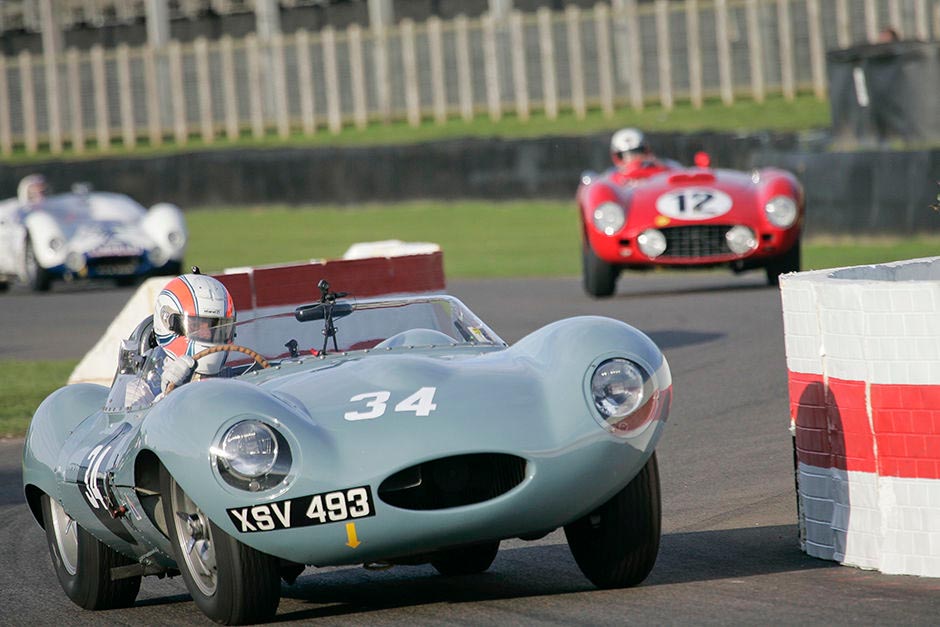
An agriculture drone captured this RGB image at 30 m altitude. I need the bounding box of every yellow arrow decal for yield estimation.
[345,522,361,548]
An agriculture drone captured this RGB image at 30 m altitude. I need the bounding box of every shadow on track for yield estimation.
[270,524,829,623]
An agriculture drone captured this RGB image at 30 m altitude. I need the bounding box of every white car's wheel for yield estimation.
[40,494,141,609]
[24,239,51,291]
[564,452,661,588]
[160,466,281,625]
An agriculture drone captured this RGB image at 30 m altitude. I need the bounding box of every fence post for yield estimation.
[686,0,703,108]
[482,14,502,122]
[89,45,110,151]
[65,49,84,154]
[272,34,290,139]
[322,26,343,134]
[595,3,614,118]
[400,19,421,127]
[219,36,240,140]
[39,0,63,154]
[913,0,928,41]
[715,0,734,105]
[655,0,673,110]
[246,35,265,138]
[143,45,163,146]
[372,24,391,123]
[455,15,474,122]
[167,41,187,145]
[536,8,558,120]
[427,17,447,124]
[621,0,643,110]
[777,0,795,101]
[0,55,11,156]
[745,0,765,103]
[509,11,530,122]
[566,6,585,120]
[888,0,902,36]
[294,30,316,134]
[836,0,850,49]
[348,24,368,129]
[864,0,878,43]
[116,44,137,148]
[806,0,826,100]
[194,37,214,143]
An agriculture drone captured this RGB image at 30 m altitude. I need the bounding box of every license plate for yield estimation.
[226,485,375,533]
[93,263,138,276]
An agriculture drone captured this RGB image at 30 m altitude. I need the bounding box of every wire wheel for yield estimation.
[169,479,219,597]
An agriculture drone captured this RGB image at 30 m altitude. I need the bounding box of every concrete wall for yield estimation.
[3,131,938,234]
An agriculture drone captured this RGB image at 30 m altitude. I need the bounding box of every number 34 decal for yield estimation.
[344,387,438,421]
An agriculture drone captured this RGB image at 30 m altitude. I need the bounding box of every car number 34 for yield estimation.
[344,387,438,421]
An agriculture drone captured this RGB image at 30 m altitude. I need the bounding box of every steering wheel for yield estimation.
[164,344,270,395]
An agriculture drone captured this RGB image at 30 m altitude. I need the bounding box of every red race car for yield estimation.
[578,139,804,298]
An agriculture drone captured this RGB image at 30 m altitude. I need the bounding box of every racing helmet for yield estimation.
[153,274,236,376]
[610,128,651,167]
[17,174,49,204]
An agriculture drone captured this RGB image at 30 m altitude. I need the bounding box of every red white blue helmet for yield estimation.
[153,274,235,375]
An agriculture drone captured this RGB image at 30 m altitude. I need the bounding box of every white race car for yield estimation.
[0,185,187,291]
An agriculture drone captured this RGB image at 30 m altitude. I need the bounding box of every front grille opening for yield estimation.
[378,453,526,510]
[661,224,731,259]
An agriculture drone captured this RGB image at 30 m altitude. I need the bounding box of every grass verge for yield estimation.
[0,359,78,439]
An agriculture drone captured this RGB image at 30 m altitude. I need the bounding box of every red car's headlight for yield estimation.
[764,196,798,228]
[592,202,625,235]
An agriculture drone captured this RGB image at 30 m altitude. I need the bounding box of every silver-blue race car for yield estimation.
[22,284,672,624]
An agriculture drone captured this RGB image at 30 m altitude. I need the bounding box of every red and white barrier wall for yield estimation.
[69,251,446,386]
[781,257,940,577]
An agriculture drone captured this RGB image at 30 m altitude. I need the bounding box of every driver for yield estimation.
[152,272,237,393]
[17,174,50,205]
[609,128,670,183]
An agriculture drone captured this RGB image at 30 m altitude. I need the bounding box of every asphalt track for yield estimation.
[2,273,940,625]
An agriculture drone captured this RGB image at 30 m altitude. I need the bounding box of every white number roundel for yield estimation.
[655,188,732,221]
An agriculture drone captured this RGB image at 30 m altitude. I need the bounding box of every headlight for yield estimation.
[49,237,64,251]
[148,246,168,266]
[637,229,666,258]
[214,420,292,491]
[764,196,798,228]
[725,225,758,255]
[167,230,185,247]
[592,202,625,236]
[590,358,656,435]
[65,252,86,272]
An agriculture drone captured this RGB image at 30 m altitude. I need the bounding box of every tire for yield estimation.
[564,452,661,589]
[160,466,281,625]
[114,276,140,288]
[430,540,500,576]
[157,260,183,277]
[24,239,52,292]
[582,241,618,298]
[0,280,8,293]
[40,494,141,610]
[765,238,801,286]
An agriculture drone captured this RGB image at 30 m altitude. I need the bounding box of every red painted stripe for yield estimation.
[789,371,940,479]
[213,272,253,313]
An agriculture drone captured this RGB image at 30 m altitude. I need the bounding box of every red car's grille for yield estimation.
[661,225,733,259]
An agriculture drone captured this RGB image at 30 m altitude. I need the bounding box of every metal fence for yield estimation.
[2,0,940,157]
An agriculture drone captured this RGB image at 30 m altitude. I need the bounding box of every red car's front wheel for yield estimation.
[582,241,619,298]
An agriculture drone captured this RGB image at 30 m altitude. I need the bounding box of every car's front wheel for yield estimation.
[40,494,141,609]
[582,241,619,298]
[765,237,801,286]
[430,540,500,575]
[160,467,281,625]
[24,239,51,291]
[564,452,661,588]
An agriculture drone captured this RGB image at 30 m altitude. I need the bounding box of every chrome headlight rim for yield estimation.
[591,201,626,236]
[212,417,293,492]
[584,355,659,437]
[637,228,667,259]
[725,225,758,255]
[764,195,798,228]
